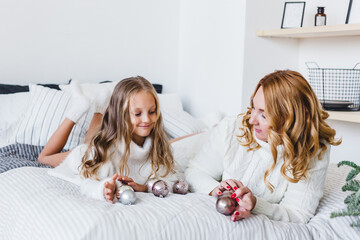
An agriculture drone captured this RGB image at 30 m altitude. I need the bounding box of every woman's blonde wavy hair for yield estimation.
[238,70,341,192]
[80,76,174,180]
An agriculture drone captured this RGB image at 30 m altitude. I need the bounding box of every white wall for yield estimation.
[295,0,360,165]
[0,0,180,92]
[241,0,299,111]
[177,0,246,117]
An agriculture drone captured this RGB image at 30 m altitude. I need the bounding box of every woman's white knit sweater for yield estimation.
[57,137,177,201]
[184,116,330,223]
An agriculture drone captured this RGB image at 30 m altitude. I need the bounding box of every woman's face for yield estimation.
[129,91,157,146]
[249,86,270,142]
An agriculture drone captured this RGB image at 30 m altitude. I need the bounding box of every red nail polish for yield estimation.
[234,211,239,216]
[226,186,230,189]
[234,186,238,190]
[218,191,222,195]
[231,193,236,199]
[236,198,240,202]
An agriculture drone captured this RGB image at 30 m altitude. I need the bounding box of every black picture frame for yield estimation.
[346,0,353,24]
[281,2,306,29]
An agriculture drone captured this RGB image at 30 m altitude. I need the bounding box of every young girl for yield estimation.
[48,76,177,203]
[185,70,341,223]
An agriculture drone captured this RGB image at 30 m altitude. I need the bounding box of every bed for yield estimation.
[0,82,359,239]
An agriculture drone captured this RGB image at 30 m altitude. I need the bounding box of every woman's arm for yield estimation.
[252,148,331,223]
[184,118,233,195]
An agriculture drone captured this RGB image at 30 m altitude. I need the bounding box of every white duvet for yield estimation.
[0,164,359,239]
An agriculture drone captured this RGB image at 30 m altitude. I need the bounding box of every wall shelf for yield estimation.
[256,23,360,38]
[327,111,360,124]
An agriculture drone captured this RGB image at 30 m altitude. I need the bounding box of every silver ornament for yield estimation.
[119,189,137,205]
[216,191,236,215]
[173,180,189,194]
[117,185,133,196]
[146,178,158,192]
[152,180,169,198]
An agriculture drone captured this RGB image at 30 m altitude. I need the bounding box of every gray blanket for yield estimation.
[0,144,56,173]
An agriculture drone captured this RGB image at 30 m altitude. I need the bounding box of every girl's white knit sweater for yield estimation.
[57,137,177,201]
[185,116,330,223]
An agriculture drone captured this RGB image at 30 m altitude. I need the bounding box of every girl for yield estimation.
[48,76,177,203]
[185,70,341,223]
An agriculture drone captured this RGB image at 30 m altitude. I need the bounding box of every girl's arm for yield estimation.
[252,148,331,223]
[38,113,103,167]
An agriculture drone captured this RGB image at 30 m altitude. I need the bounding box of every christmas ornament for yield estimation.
[118,185,136,205]
[216,191,236,216]
[152,180,169,198]
[146,178,158,192]
[173,180,189,194]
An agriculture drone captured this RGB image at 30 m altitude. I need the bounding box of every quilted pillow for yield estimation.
[13,84,93,150]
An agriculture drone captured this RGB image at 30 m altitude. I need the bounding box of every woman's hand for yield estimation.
[210,179,242,197]
[211,179,257,221]
[118,176,147,192]
[230,185,256,222]
[104,173,118,203]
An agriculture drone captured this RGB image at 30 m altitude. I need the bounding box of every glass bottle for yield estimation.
[315,7,326,26]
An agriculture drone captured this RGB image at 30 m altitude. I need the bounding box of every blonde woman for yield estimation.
[185,70,341,223]
[48,76,177,203]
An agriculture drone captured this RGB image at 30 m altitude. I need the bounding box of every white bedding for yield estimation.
[0,164,359,239]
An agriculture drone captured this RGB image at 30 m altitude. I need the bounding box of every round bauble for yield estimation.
[152,180,169,198]
[216,192,236,216]
[118,185,133,196]
[173,180,189,195]
[119,189,137,205]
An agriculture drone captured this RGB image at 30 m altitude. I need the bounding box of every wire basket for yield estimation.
[306,62,360,111]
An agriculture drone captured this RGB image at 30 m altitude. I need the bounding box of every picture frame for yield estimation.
[346,0,360,24]
[281,2,306,29]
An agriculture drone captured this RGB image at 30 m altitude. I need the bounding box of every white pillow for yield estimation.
[13,84,94,150]
[158,93,183,112]
[171,132,209,173]
[161,108,207,139]
[0,92,30,132]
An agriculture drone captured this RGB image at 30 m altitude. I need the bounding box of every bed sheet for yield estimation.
[0,164,359,239]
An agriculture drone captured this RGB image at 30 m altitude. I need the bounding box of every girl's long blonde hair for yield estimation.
[238,70,341,191]
[80,76,174,180]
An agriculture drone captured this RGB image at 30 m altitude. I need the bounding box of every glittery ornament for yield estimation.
[216,191,236,215]
[146,178,158,192]
[152,180,169,198]
[173,180,189,194]
[119,189,136,205]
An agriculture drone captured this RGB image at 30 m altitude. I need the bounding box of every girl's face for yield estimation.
[249,86,270,142]
[129,91,157,146]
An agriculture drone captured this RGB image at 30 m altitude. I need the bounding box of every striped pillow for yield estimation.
[13,84,93,150]
[161,108,207,139]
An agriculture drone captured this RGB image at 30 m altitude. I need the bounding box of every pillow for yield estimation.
[161,108,208,139]
[0,92,30,132]
[158,93,183,112]
[13,84,94,150]
[171,131,210,173]
[0,83,63,94]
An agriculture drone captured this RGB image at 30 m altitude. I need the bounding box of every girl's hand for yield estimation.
[104,173,118,203]
[230,185,257,222]
[117,176,147,192]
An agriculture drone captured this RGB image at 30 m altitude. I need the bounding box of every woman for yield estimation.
[185,70,341,223]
